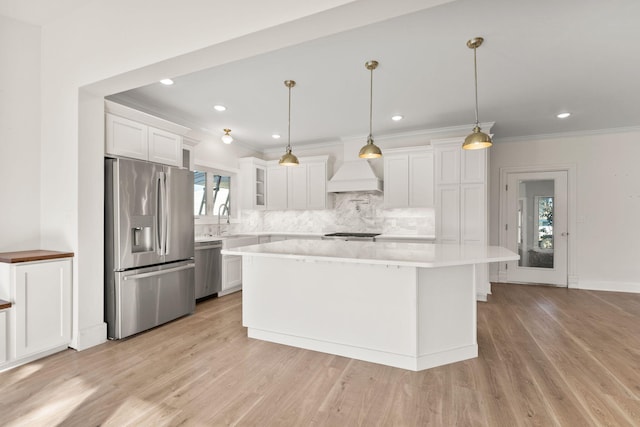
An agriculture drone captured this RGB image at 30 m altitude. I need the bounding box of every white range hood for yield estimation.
[327,159,383,193]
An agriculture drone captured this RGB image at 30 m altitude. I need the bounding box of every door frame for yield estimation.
[498,164,577,286]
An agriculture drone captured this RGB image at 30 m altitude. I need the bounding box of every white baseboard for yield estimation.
[570,280,640,294]
[71,322,107,351]
[476,293,488,302]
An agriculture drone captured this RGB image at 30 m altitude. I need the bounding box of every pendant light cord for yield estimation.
[287,84,292,151]
[473,46,480,127]
[369,67,374,141]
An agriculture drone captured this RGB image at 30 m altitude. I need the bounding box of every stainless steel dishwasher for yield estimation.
[194,241,222,300]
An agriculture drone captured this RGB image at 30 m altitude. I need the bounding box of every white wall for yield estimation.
[0,16,41,251]
[34,0,448,350]
[490,129,640,293]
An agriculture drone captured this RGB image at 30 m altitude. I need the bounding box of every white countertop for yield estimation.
[222,239,519,268]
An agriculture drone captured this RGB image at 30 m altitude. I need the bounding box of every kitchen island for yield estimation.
[222,240,518,371]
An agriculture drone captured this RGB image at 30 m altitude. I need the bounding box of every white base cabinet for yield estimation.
[0,254,72,371]
[220,255,243,296]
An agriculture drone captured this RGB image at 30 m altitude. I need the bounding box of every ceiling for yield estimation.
[5,0,640,151]
[0,0,88,25]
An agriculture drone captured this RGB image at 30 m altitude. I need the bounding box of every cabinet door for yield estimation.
[222,255,242,291]
[148,127,182,166]
[255,166,266,209]
[409,152,434,207]
[460,183,485,245]
[434,145,460,185]
[384,155,409,208]
[266,166,288,210]
[13,260,71,359]
[436,185,460,244]
[307,162,327,209]
[105,114,148,161]
[0,310,6,364]
[461,149,486,184]
[287,164,308,210]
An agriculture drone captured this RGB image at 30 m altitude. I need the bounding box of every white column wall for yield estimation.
[0,16,41,251]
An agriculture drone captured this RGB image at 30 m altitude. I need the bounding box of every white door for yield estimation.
[505,171,568,286]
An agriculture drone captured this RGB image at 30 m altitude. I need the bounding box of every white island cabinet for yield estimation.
[223,240,518,371]
[0,250,73,371]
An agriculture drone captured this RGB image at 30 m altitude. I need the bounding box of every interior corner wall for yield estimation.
[0,15,41,251]
[489,130,640,293]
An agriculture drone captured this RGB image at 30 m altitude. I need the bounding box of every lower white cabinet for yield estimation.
[0,310,7,364]
[221,255,243,295]
[0,254,72,370]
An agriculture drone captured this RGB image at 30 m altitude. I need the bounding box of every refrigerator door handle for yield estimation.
[156,172,164,256]
[164,171,170,256]
[122,263,195,281]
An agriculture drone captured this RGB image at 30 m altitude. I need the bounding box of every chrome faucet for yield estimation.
[217,204,230,235]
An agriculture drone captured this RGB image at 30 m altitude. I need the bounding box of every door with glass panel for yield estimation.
[505,171,568,286]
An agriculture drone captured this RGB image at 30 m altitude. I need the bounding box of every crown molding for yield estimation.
[496,125,640,144]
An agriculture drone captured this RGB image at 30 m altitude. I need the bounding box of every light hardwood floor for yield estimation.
[1,283,639,426]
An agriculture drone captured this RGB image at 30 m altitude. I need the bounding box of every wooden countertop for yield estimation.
[0,299,11,310]
[0,250,74,264]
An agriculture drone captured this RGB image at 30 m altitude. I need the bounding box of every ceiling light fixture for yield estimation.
[463,37,492,150]
[160,78,174,85]
[279,80,299,166]
[359,60,383,159]
[557,112,571,119]
[272,134,281,139]
[391,115,404,121]
[213,105,226,111]
[221,128,233,144]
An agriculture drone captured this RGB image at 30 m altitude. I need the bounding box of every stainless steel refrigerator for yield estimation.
[105,157,195,339]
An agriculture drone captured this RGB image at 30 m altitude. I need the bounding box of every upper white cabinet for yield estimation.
[264,155,330,211]
[106,113,182,167]
[104,101,192,168]
[384,146,434,209]
[239,157,267,210]
[105,114,147,161]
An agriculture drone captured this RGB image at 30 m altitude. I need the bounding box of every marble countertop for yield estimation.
[222,240,519,268]
[195,232,435,243]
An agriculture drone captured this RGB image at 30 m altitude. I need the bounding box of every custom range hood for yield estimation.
[327,159,383,193]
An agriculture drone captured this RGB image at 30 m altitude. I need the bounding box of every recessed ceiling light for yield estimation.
[213,105,226,112]
[391,115,404,121]
[159,78,174,85]
[272,134,281,139]
[557,112,571,119]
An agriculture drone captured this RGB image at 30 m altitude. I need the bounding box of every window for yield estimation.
[536,196,553,249]
[193,168,234,218]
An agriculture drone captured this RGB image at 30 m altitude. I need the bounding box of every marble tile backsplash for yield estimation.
[232,192,435,235]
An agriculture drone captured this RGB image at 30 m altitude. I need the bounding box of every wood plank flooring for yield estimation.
[1,283,639,426]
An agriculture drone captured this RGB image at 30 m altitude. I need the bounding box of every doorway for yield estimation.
[502,170,570,286]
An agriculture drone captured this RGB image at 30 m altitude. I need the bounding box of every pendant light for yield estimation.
[359,60,382,159]
[463,37,493,150]
[279,80,299,166]
[221,128,233,144]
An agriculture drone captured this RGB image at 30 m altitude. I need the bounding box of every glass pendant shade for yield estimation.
[279,80,299,166]
[464,37,492,150]
[359,60,382,159]
[221,129,233,144]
